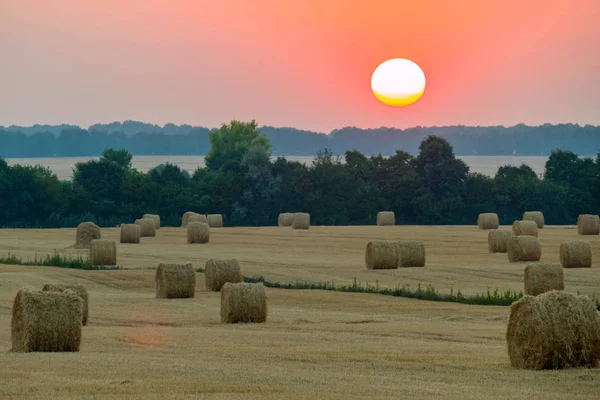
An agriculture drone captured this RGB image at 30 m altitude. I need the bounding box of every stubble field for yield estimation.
[1,225,599,399]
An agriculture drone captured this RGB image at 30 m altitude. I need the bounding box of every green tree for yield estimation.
[205,120,271,170]
[100,148,133,170]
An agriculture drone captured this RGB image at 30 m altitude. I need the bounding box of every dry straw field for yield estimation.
[1,225,600,399]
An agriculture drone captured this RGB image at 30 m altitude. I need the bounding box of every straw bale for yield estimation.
[11,288,82,352]
[120,224,141,244]
[75,222,100,249]
[397,241,425,268]
[135,218,156,237]
[560,240,592,268]
[155,263,196,299]
[478,213,499,230]
[512,220,538,237]
[506,291,600,369]
[89,239,117,266]
[488,230,513,253]
[187,222,210,244]
[220,282,267,323]
[365,241,399,269]
[523,211,544,228]
[292,213,310,229]
[523,263,564,296]
[507,236,541,262]
[377,211,395,226]
[278,213,294,227]
[207,214,223,228]
[577,214,599,235]
[142,214,161,230]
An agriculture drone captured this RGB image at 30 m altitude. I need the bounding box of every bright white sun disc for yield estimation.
[371,58,426,106]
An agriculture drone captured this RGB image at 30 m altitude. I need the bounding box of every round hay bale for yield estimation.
[182,211,200,227]
[89,239,117,266]
[120,224,141,244]
[188,214,208,224]
[75,222,101,249]
[488,230,513,253]
[42,284,89,326]
[577,214,599,235]
[507,236,541,262]
[560,240,592,268]
[292,213,310,230]
[506,291,600,369]
[205,259,243,291]
[278,213,294,227]
[365,241,399,270]
[11,288,83,352]
[135,218,156,237]
[512,220,538,237]
[155,263,196,299]
[377,211,395,226]
[523,211,544,228]
[207,214,223,228]
[187,222,210,244]
[220,282,267,323]
[523,263,564,296]
[478,213,499,230]
[142,214,161,230]
[397,241,425,268]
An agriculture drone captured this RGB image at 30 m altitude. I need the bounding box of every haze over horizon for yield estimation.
[2,0,599,132]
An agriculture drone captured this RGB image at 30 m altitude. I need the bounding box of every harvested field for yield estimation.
[1,225,600,398]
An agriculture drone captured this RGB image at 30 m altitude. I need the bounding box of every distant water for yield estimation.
[4,155,548,180]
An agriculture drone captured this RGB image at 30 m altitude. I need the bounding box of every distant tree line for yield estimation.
[1,120,598,228]
[1,121,599,157]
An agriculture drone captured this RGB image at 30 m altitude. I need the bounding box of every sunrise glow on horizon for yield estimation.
[1,0,599,131]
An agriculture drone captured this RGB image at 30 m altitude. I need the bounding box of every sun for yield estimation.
[371,58,426,106]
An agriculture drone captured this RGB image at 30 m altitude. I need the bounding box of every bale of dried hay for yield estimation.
[205,259,243,291]
[278,213,294,227]
[142,214,161,230]
[377,211,395,226]
[523,211,544,228]
[397,241,425,268]
[523,263,564,296]
[488,230,513,253]
[221,282,267,323]
[577,214,599,235]
[155,263,196,299]
[365,241,399,269]
[90,239,117,266]
[182,211,200,227]
[512,220,538,237]
[507,236,541,262]
[560,240,592,268]
[42,284,89,326]
[11,288,83,352]
[135,218,156,237]
[506,290,600,369]
[120,224,141,244]
[292,213,310,230]
[187,222,210,244]
[75,222,101,249]
[207,214,223,228]
[188,214,208,224]
[478,213,499,230]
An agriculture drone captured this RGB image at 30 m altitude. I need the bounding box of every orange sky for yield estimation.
[1,0,598,132]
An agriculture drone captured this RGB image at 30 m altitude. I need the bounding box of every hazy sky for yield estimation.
[1,0,598,132]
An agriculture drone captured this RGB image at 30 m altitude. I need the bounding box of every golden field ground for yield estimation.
[1,225,599,399]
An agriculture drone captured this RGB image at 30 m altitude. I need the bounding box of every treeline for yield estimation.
[1,120,599,229]
[1,121,599,157]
